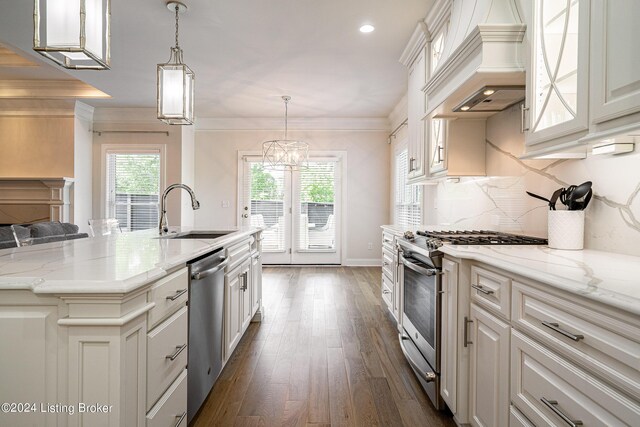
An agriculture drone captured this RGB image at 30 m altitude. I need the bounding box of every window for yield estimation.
[395,148,422,227]
[105,149,162,231]
[430,21,449,74]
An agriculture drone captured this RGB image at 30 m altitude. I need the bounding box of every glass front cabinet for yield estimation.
[520,0,590,151]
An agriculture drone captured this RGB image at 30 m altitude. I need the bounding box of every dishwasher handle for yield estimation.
[191,257,229,280]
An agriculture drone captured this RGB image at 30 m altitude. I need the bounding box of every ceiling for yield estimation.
[0,0,431,118]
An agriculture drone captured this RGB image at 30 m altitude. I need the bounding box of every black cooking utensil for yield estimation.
[560,185,576,208]
[549,188,563,210]
[526,191,551,204]
[581,188,592,210]
[565,181,592,210]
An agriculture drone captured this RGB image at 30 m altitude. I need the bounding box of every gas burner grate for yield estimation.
[416,230,547,245]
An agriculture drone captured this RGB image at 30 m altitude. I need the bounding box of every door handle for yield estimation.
[471,284,494,295]
[166,344,187,361]
[166,288,187,301]
[542,321,584,342]
[521,104,530,133]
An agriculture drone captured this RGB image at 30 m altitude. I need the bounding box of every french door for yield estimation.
[240,155,342,265]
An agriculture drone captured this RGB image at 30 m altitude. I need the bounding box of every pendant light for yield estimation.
[262,96,309,170]
[33,0,111,70]
[157,1,195,125]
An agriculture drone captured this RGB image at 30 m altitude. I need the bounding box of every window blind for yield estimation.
[395,148,422,227]
[106,151,161,232]
[244,161,286,252]
[297,161,337,251]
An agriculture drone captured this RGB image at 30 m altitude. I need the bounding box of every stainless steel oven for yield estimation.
[397,240,445,410]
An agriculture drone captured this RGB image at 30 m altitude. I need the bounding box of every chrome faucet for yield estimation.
[159,184,200,234]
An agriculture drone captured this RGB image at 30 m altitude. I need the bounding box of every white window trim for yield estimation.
[100,144,166,221]
[237,150,348,265]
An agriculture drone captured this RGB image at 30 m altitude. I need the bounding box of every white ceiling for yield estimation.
[0,0,431,118]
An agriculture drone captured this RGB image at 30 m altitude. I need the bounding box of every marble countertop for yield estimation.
[0,226,261,295]
[381,225,640,315]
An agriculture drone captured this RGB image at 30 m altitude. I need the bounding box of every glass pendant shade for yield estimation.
[158,47,195,125]
[262,139,309,171]
[157,2,194,125]
[262,96,309,170]
[33,0,111,70]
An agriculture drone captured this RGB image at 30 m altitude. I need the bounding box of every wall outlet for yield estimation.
[221,200,230,208]
[367,242,373,250]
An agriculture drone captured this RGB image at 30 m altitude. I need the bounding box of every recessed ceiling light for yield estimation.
[483,89,495,96]
[360,24,375,33]
[460,105,470,111]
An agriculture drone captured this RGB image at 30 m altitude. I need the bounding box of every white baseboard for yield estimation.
[344,258,382,267]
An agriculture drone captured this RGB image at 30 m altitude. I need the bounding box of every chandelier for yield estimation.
[262,96,309,170]
[33,0,111,70]
[157,1,195,125]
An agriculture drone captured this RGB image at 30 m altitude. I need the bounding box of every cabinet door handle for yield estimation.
[166,289,187,301]
[166,344,187,361]
[463,316,473,347]
[409,157,415,172]
[471,284,494,295]
[542,321,584,342]
[382,289,391,295]
[174,411,187,427]
[540,398,583,426]
[520,104,530,133]
[383,261,389,266]
[437,146,444,163]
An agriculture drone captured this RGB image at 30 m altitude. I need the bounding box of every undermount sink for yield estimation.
[158,231,233,240]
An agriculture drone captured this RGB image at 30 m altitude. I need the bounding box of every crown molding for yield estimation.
[0,80,109,99]
[93,107,164,124]
[74,101,95,122]
[0,99,77,117]
[195,117,390,131]
[399,22,429,67]
[388,93,408,130]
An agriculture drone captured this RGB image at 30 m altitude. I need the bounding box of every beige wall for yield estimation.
[0,116,74,178]
[72,106,93,233]
[194,128,390,264]
[91,122,183,224]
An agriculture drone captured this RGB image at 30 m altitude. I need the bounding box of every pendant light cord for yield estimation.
[284,97,288,140]
[174,5,180,49]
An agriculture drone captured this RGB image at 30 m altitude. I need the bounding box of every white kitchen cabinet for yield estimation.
[511,329,640,426]
[250,250,262,318]
[426,116,486,178]
[468,303,510,427]
[225,265,242,359]
[519,0,590,153]
[590,0,640,127]
[407,47,428,182]
[241,262,252,332]
[440,257,459,413]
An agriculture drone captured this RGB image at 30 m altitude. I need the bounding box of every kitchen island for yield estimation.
[0,227,263,427]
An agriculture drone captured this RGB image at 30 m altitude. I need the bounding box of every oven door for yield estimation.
[401,253,441,372]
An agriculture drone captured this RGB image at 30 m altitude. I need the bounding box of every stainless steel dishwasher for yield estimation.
[187,249,228,423]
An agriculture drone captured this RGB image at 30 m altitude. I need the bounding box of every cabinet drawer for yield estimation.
[147,306,188,410]
[511,330,640,427]
[509,405,534,427]
[148,268,188,330]
[382,248,394,280]
[226,237,252,272]
[382,231,395,251]
[512,282,640,399]
[381,274,393,309]
[470,265,511,320]
[146,369,187,427]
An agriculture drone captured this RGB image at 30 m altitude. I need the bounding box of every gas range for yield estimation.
[397,230,548,265]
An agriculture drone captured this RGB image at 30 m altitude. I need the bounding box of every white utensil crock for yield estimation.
[548,210,585,250]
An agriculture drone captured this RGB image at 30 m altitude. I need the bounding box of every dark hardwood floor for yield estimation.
[192,266,456,427]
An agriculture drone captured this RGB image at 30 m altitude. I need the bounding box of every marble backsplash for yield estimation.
[423,104,640,256]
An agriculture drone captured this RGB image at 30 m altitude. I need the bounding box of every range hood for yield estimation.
[453,86,525,113]
[423,0,526,117]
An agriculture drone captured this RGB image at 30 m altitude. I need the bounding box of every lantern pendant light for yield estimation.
[157,1,195,125]
[262,96,309,171]
[33,0,111,70]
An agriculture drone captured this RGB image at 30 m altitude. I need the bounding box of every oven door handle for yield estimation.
[399,334,437,383]
[402,257,439,276]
